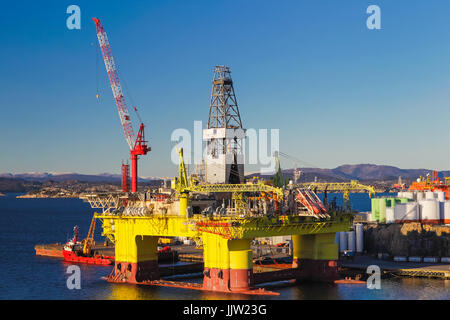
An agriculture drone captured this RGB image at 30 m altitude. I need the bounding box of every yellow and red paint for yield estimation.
[100,213,350,295]
[109,235,159,283]
[202,235,253,292]
[291,233,339,282]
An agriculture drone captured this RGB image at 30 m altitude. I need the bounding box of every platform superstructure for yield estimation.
[87,18,353,294]
[81,148,353,295]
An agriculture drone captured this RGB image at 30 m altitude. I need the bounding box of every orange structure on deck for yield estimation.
[409,170,450,199]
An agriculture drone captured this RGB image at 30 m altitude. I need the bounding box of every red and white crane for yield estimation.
[92,17,150,193]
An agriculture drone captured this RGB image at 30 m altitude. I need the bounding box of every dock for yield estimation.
[340,255,450,279]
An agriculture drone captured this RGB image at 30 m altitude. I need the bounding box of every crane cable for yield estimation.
[95,37,100,101]
[117,67,144,125]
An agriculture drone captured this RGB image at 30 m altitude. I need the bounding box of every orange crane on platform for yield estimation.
[409,170,450,199]
[93,17,150,193]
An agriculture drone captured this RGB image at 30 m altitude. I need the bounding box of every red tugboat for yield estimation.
[63,217,114,265]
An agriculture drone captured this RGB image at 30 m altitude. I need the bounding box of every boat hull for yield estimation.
[62,249,114,265]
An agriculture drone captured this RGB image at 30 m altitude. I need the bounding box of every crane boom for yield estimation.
[93,17,135,150]
[93,17,150,193]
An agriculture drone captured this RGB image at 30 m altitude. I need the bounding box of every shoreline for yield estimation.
[16,194,80,199]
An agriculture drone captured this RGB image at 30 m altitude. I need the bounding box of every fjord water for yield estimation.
[0,193,449,300]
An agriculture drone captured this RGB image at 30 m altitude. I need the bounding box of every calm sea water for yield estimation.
[0,192,448,300]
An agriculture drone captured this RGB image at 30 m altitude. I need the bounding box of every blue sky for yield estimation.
[2,1,450,177]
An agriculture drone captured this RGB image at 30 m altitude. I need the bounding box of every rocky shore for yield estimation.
[364,222,450,257]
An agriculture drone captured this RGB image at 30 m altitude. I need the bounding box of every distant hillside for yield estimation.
[246,164,448,182]
[2,164,448,188]
[0,178,42,193]
[0,172,166,192]
[0,172,161,183]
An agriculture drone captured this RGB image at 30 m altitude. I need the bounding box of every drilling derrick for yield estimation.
[203,66,245,184]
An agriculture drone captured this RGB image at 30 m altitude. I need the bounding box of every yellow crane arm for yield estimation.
[83,214,96,255]
[188,183,284,198]
[300,180,376,197]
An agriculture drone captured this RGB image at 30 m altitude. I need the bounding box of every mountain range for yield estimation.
[1,164,448,183]
[247,164,448,182]
[0,172,162,183]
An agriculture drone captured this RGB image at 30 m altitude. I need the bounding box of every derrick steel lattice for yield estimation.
[207,66,242,129]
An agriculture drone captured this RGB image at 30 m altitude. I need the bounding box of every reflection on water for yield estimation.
[101,277,450,300]
[109,284,156,300]
[1,195,449,300]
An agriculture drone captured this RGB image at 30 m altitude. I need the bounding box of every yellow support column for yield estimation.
[228,239,253,292]
[202,232,230,291]
[179,193,189,217]
[111,219,159,283]
[291,233,339,282]
[202,233,253,292]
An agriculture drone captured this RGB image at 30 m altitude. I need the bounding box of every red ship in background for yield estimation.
[62,217,114,265]
[60,216,179,265]
[408,170,450,199]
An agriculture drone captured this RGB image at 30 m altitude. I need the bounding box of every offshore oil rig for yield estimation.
[83,18,354,296]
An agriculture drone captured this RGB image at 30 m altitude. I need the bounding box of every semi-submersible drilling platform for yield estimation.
[81,66,353,296]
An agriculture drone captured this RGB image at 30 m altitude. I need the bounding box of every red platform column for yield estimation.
[131,154,138,193]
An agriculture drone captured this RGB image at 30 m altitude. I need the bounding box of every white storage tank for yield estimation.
[416,192,424,201]
[425,191,435,200]
[444,201,450,224]
[397,192,403,198]
[419,199,440,224]
[339,232,347,253]
[386,207,395,223]
[347,231,355,252]
[406,202,419,222]
[355,223,364,253]
[403,192,414,200]
[436,191,445,202]
[394,203,406,223]
[439,201,444,224]
[395,202,418,223]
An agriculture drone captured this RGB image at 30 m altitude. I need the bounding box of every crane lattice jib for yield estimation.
[93,18,135,150]
[187,183,284,198]
[300,180,376,197]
